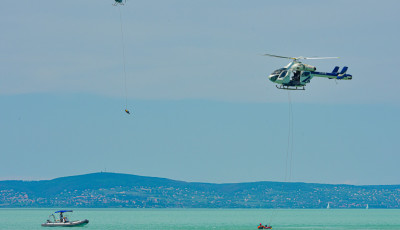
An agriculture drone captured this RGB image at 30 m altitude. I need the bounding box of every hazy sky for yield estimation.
[1,0,399,185]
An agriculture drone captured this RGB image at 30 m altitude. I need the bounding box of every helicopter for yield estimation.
[264,54,352,90]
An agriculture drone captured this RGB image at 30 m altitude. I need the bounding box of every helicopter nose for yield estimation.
[268,74,278,82]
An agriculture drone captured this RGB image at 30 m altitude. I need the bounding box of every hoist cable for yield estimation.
[269,91,295,227]
[284,91,292,182]
[118,6,128,109]
[289,92,294,182]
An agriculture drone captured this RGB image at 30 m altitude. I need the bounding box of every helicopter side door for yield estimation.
[300,71,313,84]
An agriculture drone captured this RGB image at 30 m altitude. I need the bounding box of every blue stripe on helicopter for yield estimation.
[311,71,337,76]
[302,76,311,83]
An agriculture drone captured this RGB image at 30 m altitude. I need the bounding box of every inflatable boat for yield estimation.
[41,210,89,227]
[41,219,89,227]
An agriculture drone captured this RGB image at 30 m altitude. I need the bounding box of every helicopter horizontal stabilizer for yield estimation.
[332,66,340,74]
[339,66,348,74]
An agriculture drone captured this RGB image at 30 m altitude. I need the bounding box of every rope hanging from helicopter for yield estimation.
[286,91,294,182]
[267,91,295,227]
[117,4,130,115]
[262,53,351,228]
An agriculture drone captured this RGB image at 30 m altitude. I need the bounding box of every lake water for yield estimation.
[0,209,399,230]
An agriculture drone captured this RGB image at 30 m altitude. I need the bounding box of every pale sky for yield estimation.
[1,0,399,185]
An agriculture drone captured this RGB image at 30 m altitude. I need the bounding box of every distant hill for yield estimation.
[1,172,400,208]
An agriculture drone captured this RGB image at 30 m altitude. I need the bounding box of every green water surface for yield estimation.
[0,209,399,230]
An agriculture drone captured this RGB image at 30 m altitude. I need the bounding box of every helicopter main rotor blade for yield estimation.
[301,57,339,60]
[263,54,339,61]
[263,54,296,60]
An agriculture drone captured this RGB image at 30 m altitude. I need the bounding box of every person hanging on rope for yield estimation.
[117,2,131,114]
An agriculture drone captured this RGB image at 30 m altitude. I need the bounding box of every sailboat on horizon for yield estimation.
[366,204,369,209]
[327,203,330,209]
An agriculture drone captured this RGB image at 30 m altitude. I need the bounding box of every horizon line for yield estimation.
[1,171,399,187]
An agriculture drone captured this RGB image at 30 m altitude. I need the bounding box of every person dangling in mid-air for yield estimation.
[115,0,131,115]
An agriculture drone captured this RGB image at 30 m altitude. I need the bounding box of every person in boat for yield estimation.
[125,109,130,114]
[258,223,265,229]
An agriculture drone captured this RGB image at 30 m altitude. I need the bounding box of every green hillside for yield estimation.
[1,172,399,208]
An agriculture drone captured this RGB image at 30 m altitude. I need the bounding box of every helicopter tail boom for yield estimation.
[311,66,352,80]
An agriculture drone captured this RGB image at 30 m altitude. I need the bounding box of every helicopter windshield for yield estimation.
[278,70,288,79]
[271,68,286,75]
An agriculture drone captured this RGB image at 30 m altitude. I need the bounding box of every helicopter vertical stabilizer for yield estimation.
[339,66,348,74]
[332,66,340,74]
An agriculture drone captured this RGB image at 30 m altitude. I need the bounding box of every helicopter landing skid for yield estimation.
[276,85,305,90]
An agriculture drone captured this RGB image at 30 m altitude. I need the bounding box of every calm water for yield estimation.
[0,209,399,230]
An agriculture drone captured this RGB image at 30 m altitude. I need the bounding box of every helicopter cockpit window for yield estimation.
[271,68,286,75]
[278,70,288,79]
